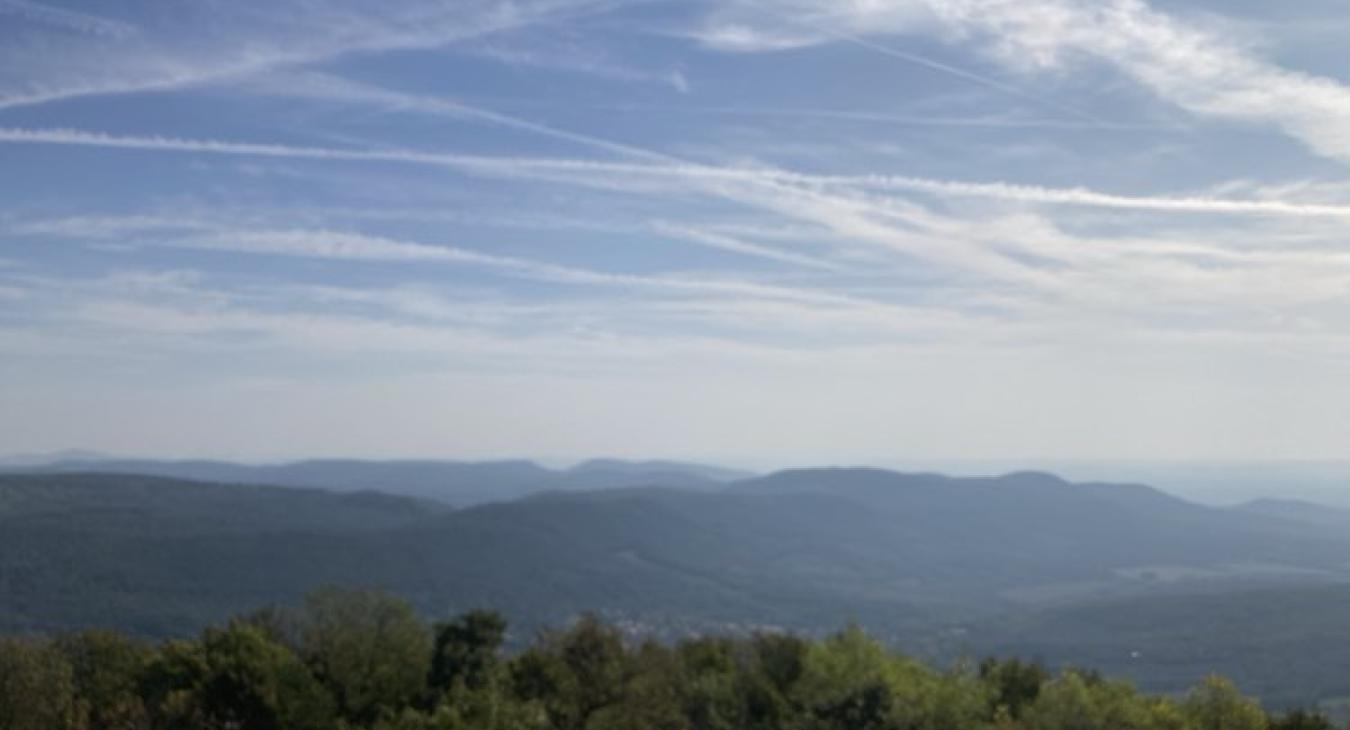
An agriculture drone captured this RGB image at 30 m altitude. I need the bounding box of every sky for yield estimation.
[3,0,1350,466]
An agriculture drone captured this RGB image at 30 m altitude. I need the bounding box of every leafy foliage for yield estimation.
[0,588,1329,730]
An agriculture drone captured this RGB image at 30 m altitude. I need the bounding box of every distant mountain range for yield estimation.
[2,464,1349,709]
[0,449,109,468]
[2,456,754,505]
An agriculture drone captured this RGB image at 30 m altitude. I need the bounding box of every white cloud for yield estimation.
[696,0,1350,164]
[10,126,1350,220]
[669,69,691,93]
[8,215,217,238]
[15,124,1350,317]
[174,228,892,311]
[0,0,608,111]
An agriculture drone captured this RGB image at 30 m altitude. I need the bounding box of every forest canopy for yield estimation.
[0,587,1332,730]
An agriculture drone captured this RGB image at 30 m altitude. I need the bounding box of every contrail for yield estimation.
[0,0,137,38]
[5,126,1348,220]
[745,1,1116,128]
[833,30,1113,127]
[578,103,1174,132]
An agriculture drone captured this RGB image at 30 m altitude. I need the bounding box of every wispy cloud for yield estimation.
[0,0,136,39]
[7,126,1348,221]
[9,0,1350,462]
[454,33,691,92]
[17,123,1350,312]
[7,214,216,238]
[241,71,666,161]
[0,0,610,111]
[578,103,1171,131]
[690,1,1107,124]
[170,228,886,310]
[694,0,1350,164]
[817,174,1350,218]
[4,264,1005,370]
[651,223,842,271]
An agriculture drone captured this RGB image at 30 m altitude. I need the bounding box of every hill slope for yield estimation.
[974,583,1350,710]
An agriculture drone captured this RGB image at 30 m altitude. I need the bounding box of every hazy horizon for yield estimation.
[11,447,1350,506]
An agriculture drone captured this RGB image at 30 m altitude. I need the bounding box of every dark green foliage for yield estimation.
[299,588,431,725]
[429,610,506,695]
[56,630,154,730]
[1271,710,1336,730]
[514,614,629,730]
[0,636,81,730]
[141,620,334,730]
[0,587,1332,730]
[981,657,1050,719]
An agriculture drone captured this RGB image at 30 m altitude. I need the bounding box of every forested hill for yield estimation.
[5,469,1350,711]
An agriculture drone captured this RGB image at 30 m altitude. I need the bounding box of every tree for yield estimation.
[0,595,1300,730]
[0,636,81,730]
[980,657,1048,720]
[1183,676,1269,730]
[430,610,507,695]
[300,587,431,725]
[510,614,627,730]
[1021,670,1161,730]
[589,641,687,730]
[738,632,808,730]
[1269,709,1334,730]
[794,625,897,730]
[56,630,153,730]
[675,636,743,730]
[142,620,334,730]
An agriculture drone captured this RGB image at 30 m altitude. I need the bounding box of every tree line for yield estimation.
[0,587,1337,730]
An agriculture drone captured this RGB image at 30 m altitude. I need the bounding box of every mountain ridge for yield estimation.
[5,466,1349,635]
[3,456,748,506]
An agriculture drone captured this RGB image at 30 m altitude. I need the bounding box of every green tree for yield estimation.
[1183,676,1268,730]
[1022,670,1182,730]
[430,610,507,695]
[675,636,745,730]
[142,621,334,730]
[0,636,81,730]
[981,657,1048,720]
[1269,709,1334,730]
[588,641,687,730]
[510,614,627,730]
[56,630,153,730]
[0,594,1297,730]
[738,632,808,730]
[793,625,896,730]
[301,587,431,725]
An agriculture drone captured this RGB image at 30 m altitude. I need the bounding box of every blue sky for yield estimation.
[3,0,1350,465]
